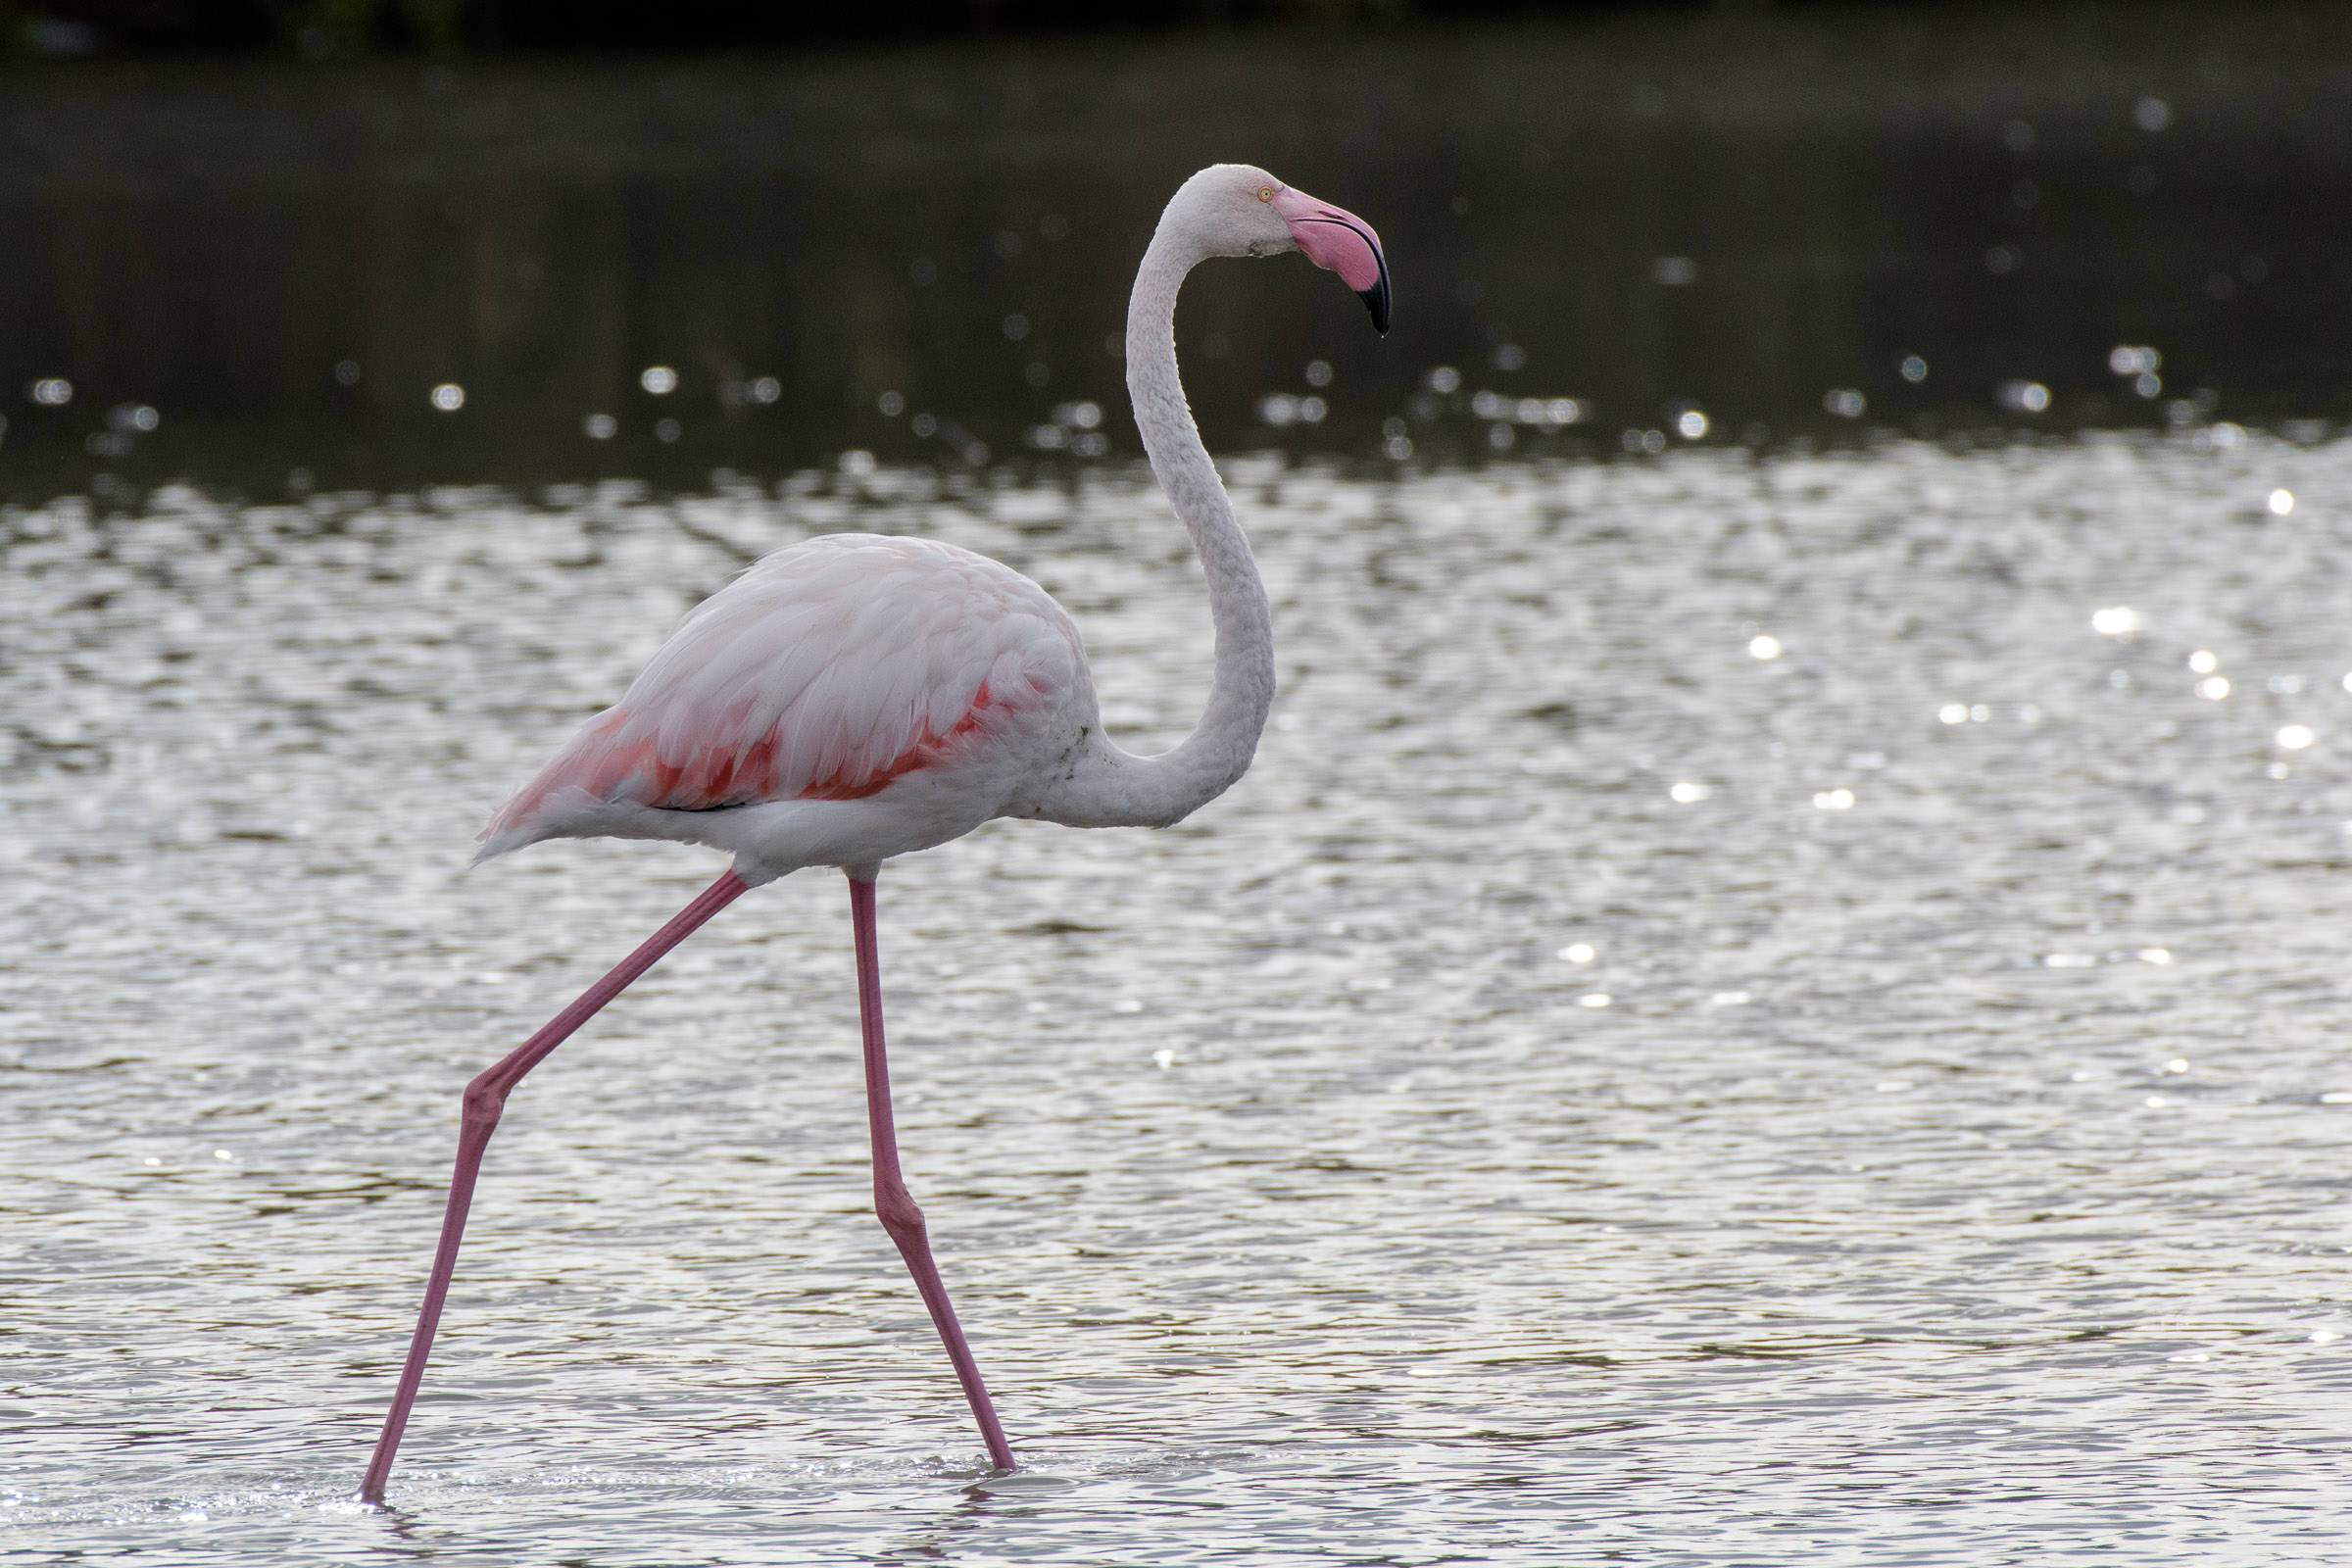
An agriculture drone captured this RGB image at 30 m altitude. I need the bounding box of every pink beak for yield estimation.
[1271,186,1392,334]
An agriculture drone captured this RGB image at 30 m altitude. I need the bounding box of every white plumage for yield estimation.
[476,534,1094,876]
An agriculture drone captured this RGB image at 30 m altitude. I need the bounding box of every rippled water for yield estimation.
[8,441,2352,1563]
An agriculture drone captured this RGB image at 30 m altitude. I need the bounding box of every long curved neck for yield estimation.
[1043,221,1275,829]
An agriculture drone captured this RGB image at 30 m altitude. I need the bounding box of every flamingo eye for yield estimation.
[1257,187,1273,202]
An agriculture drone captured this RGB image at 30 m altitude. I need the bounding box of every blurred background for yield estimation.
[3,1,2350,500]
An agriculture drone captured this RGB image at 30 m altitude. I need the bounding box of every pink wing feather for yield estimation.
[481,535,1078,853]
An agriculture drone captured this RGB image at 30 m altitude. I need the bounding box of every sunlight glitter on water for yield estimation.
[7,438,2352,1562]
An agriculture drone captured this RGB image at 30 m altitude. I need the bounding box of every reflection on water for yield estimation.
[6,10,2352,500]
[7,437,2352,1560]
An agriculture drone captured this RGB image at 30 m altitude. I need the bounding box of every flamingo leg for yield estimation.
[360,869,752,1503]
[847,873,1018,1471]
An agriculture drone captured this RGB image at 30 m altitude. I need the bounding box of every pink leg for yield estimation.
[848,873,1017,1471]
[360,869,751,1503]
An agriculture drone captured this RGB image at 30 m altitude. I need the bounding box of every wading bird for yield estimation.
[361,164,1389,1501]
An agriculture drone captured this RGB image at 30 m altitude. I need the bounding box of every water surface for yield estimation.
[7,438,2352,1561]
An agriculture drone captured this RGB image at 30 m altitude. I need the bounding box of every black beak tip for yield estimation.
[1359,277,1392,335]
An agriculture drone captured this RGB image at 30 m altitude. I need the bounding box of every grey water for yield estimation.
[7,438,2352,1563]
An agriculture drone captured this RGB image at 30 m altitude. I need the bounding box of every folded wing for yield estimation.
[480,535,1078,856]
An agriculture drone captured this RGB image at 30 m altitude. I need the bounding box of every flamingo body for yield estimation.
[361,164,1388,1500]
[478,534,1097,881]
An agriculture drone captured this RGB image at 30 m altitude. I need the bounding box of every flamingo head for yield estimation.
[1173,164,1392,334]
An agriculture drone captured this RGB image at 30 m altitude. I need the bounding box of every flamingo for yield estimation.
[358,165,1389,1500]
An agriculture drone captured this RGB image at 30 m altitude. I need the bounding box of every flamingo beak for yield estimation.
[1271,187,1391,334]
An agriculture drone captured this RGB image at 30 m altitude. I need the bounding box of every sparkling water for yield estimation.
[6,440,2351,1562]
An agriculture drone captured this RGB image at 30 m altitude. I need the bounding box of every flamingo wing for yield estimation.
[480,535,1080,857]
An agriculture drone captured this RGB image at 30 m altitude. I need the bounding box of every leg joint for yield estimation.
[875,1181,927,1246]
[461,1072,508,1132]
